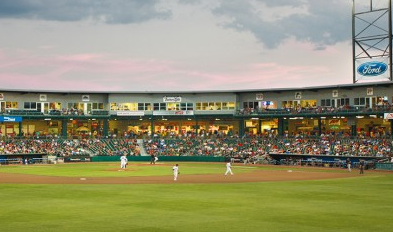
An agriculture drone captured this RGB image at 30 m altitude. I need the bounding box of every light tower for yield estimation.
[353,0,392,83]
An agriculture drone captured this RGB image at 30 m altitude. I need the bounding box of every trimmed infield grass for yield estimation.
[0,163,392,232]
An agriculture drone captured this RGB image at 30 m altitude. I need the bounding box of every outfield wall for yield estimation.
[375,163,393,171]
[91,156,226,162]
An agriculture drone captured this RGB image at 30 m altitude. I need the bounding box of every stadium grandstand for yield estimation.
[1,81,393,170]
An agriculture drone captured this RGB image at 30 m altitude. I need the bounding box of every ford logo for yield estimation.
[357,61,388,77]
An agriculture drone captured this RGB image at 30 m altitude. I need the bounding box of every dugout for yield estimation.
[268,153,382,169]
[0,153,46,165]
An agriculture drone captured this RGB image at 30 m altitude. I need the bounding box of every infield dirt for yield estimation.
[0,164,359,184]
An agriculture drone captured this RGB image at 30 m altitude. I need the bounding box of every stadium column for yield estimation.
[61,120,67,138]
[103,119,109,137]
[391,120,393,138]
[238,118,244,137]
[351,125,357,137]
[150,116,154,138]
[195,117,199,135]
[18,121,22,137]
[278,118,284,136]
[318,118,322,135]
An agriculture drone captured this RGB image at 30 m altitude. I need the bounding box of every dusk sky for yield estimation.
[0,0,387,92]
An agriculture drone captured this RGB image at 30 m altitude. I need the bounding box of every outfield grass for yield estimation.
[0,163,392,232]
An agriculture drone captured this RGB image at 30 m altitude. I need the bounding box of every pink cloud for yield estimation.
[0,47,351,91]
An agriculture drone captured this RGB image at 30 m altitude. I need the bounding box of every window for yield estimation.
[138,103,151,111]
[110,103,119,111]
[339,98,350,106]
[121,103,137,111]
[4,101,18,109]
[354,97,366,106]
[243,102,258,109]
[195,102,234,111]
[92,103,104,110]
[180,103,193,110]
[50,102,62,110]
[153,103,166,111]
[68,103,79,109]
[167,103,180,111]
[24,102,37,109]
[321,99,331,107]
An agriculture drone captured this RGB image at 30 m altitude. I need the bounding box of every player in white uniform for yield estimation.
[120,154,128,169]
[173,164,179,181]
[225,162,233,175]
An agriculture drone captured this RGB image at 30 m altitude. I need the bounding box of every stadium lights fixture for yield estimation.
[356,116,364,118]
[44,118,51,121]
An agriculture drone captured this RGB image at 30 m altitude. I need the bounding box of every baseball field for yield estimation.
[0,162,392,232]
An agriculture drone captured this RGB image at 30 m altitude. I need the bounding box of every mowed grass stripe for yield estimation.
[0,174,393,232]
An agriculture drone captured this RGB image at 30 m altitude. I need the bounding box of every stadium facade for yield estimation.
[1,81,393,139]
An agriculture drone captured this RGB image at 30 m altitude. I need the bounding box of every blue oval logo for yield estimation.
[357,61,388,77]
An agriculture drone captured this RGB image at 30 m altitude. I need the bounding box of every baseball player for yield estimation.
[173,164,179,181]
[346,158,351,172]
[225,162,234,175]
[120,154,128,169]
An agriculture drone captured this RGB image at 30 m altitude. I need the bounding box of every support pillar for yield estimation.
[278,118,284,136]
[238,119,244,137]
[103,119,109,138]
[318,118,322,136]
[61,119,68,138]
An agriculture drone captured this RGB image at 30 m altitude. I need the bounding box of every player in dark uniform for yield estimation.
[359,160,365,174]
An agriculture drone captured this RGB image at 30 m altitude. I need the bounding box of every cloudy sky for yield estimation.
[0,0,386,92]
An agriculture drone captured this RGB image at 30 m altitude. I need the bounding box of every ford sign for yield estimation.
[357,61,388,77]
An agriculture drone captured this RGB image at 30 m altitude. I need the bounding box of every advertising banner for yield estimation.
[163,96,182,102]
[116,111,145,116]
[384,113,393,119]
[0,116,22,122]
[356,58,390,80]
[153,110,194,116]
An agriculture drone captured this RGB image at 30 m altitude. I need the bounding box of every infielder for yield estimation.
[225,162,233,175]
[120,154,128,169]
[173,164,179,181]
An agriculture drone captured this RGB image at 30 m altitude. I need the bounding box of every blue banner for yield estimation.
[0,116,22,122]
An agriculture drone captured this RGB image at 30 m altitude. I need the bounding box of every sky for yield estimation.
[0,0,389,92]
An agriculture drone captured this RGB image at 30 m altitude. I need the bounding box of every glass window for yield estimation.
[196,103,202,110]
[138,103,144,111]
[354,97,366,106]
[50,102,62,110]
[68,103,78,109]
[167,103,180,110]
[153,103,166,111]
[110,103,119,110]
[202,102,208,110]
[92,102,104,110]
